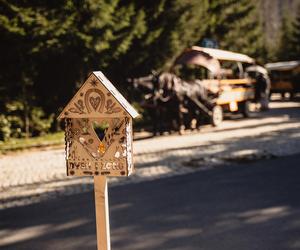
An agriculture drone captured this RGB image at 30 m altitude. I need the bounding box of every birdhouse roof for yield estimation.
[58,71,139,119]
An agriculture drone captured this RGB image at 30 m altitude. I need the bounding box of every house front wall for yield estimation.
[65,116,133,177]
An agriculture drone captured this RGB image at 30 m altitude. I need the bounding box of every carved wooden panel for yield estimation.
[58,71,138,177]
[65,117,134,177]
[58,72,138,119]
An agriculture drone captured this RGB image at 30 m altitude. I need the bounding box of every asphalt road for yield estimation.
[1,153,300,250]
[1,100,300,210]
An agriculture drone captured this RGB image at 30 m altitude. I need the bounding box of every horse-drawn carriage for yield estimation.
[265,60,300,99]
[131,46,269,134]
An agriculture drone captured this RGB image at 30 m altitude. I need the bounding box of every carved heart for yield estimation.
[89,96,101,111]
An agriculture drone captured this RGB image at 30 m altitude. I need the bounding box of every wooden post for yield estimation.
[94,176,111,250]
[58,71,139,249]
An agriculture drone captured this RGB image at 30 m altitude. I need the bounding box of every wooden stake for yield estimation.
[94,176,111,250]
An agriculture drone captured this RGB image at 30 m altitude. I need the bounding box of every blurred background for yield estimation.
[1,1,300,250]
[0,0,300,145]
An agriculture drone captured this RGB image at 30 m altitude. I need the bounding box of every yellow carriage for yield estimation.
[172,46,267,125]
[265,61,300,99]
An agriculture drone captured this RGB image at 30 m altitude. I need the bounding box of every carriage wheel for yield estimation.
[239,100,251,117]
[289,92,295,100]
[211,105,223,127]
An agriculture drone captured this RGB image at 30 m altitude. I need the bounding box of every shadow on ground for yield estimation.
[1,154,300,250]
[1,108,299,209]
[134,124,300,170]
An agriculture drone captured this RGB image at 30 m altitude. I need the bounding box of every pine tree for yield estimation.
[115,0,209,78]
[291,4,300,59]
[276,14,295,61]
[204,0,264,59]
[0,0,147,136]
[0,0,269,138]
[0,1,147,100]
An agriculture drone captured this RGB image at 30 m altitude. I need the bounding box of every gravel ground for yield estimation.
[0,100,299,209]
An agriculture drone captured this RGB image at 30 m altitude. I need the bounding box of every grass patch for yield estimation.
[0,132,64,154]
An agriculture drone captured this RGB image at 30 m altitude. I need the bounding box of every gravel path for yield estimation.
[0,101,300,209]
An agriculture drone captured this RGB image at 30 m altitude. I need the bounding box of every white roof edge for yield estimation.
[93,71,139,118]
[191,46,255,64]
[245,65,268,75]
[265,61,300,70]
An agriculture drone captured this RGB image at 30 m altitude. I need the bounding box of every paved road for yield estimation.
[0,99,300,249]
[0,154,299,250]
[1,100,300,209]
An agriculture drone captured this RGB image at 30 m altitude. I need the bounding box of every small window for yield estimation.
[173,64,210,81]
[220,61,241,79]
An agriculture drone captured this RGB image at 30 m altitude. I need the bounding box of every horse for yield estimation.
[129,71,215,134]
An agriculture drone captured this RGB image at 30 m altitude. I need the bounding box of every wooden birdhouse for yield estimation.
[58,71,139,177]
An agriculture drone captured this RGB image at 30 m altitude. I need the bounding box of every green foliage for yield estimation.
[204,0,264,59]
[290,4,300,59]
[0,100,54,140]
[0,0,268,142]
[2,101,24,139]
[276,14,295,61]
[0,131,64,154]
[275,4,300,61]
[0,0,148,140]
[0,0,147,113]
[30,107,54,136]
[0,115,11,141]
[113,0,209,78]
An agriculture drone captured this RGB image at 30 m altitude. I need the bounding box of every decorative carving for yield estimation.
[68,99,86,114]
[59,72,138,177]
[58,73,139,120]
[105,99,122,114]
[69,107,83,114]
[75,99,85,112]
[90,78,98,87]
[90,96,101,111]
[77,119,90,135]
[85,88,105,113]
[64,116,133,176]
[125,117,133,173]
